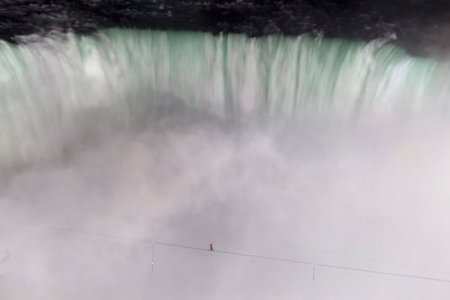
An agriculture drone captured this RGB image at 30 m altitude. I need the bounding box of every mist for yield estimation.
[1,108,450,299]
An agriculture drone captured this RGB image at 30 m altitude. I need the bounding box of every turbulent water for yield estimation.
[2,29,450,299]
[1,29,450,172]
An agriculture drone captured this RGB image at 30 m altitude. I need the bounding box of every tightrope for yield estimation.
[12,226,450,284]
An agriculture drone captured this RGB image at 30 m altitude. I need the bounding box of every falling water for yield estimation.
[1,29,450,171]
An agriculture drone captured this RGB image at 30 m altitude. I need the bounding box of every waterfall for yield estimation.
[1,29,449,170]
